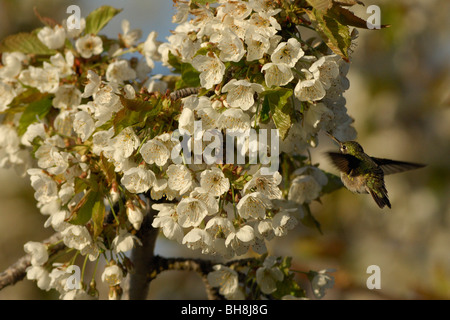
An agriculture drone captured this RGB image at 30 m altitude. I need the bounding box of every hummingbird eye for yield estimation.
[341,145,347,152]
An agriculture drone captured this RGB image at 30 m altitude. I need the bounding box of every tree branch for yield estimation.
[147,256,256,300]
[0,233,64,291]
[122,206,159,300]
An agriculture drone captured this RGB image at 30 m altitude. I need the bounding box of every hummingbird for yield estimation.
[325,133,425,209]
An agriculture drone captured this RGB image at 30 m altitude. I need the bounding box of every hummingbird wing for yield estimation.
[371,158,426,175]
[326,152,361,174]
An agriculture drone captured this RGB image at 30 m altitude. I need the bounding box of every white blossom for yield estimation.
[311,269,335,299]
[245,29,270,61]
[75,35,103,59]
[166,164,194,195]
[237,192,271,220]
[272,212,298,237]
[73,110,95,142]
[182,228,213,253]
[192,52,226,89]
[19,65,60,93]
[294,69,326,101]
[121,167,155,194]
[0,52,26,79]
[106,60,137,84]
[199,167,230,197]
[37,25,66,50]
[112,228,142,253]
[218,108,251,131]
[121,19,142,47]
[101,265,123,286]
[61,225,92,251]
[177,197,209,228]
[309,56,340,90]
[225,225,255,256]
[288,175,322,204]
[0,82,15,112]
[140,138,171,167]
[152,203,184,243]
[270,38,304,67]
[211,28,246,62]
[261,63,293,88]
[256,256,284,294]
[207,265,243,299]
[82,70,101,98]
[222,79,264,111]
[24,242,48,266]
[26,266,51,291]
[243,169,282,199]
[53,85,81,109]
[126,203,145,230]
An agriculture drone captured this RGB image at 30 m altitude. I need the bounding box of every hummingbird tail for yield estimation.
[369,189,391,209]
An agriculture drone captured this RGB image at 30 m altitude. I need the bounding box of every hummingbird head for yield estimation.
[339,141,364,155]
[326,132,364,155]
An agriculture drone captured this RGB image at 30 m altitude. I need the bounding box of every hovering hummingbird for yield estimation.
[325,133,425,208]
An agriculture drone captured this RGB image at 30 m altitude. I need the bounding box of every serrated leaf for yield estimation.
[92,197,105,239]
[306,8,351,61]
[262,88,293,140]
[333,0,364,6]
[18,97,52,136]
[0,32,56,55]
[177,63,201,89]
[69,190,98,225]
[74,177,90,194]
[99,154,116,187]
[113,99,162,135]
[306,0,332,12]
[85,6,122,35]
[118,95,154,111]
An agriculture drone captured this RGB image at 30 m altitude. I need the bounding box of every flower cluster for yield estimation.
[0,0,360,299]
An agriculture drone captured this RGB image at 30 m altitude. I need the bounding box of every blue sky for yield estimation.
[78,0,177,74]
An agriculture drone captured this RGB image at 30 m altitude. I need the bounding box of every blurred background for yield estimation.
[0,0,448,300]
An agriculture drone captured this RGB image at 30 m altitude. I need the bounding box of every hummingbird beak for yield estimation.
[325,132,342,146]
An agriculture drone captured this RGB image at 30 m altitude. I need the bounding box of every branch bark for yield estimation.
[0,233,64,291]
[123,206,159,300]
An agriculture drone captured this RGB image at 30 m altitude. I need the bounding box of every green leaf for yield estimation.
[262,88,293,140]
[92,197,106,239]
[260,98,271,124]
[18,96,52,136]
[191,0,218,4]
[273,257,306,299]
[0,32,56,55]
[306,8,351,61]
[179,63,201,89]
[85,6,122,35]
[167,51,182,73]
[113,98,162,135]
[69,190,98,225]
[306,0,333,12]
[118,95,154,112]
